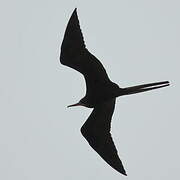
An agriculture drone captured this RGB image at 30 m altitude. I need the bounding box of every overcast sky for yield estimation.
[0,0,179,179]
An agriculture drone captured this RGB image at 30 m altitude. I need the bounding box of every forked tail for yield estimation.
[121,81,170,96]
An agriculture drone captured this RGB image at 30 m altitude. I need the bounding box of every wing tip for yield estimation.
[121,171,127,176]
[72,8,77,16]
[115,165,127,176]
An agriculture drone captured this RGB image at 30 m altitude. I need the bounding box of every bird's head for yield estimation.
[67,97,93,108]
[67,101,86,108]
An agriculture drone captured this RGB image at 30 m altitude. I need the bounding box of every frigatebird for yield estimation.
[60,8,169,176]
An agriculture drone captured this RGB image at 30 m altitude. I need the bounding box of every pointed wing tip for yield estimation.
[73,8,77,15]
[67,8,78,23]
[115,165,127,176]
[120,171,127,176]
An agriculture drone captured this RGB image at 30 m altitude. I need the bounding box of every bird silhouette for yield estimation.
[60,8,169,176]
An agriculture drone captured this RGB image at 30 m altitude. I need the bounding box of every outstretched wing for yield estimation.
[80,99,127,176]
[60,8,111,84]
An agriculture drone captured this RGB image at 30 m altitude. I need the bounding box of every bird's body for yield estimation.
[60,8,169,176]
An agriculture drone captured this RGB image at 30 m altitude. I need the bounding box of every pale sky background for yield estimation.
[0,0,179,179]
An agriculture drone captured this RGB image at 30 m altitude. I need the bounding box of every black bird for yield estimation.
[60,9,169,176]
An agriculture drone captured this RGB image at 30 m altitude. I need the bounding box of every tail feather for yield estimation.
[121,81,170,96]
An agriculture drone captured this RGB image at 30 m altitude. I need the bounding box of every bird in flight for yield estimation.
[60,8,169,176]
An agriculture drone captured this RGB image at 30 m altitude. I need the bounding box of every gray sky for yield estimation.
[0,0,179,179]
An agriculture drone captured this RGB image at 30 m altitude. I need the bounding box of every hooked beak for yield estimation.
[67,102,83,108]
[123,81,170,95]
